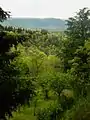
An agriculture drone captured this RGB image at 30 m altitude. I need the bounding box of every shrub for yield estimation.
[63,97,90,120]
[36,102,63,120]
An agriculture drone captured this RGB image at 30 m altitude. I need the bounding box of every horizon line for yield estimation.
[9,16,66,20]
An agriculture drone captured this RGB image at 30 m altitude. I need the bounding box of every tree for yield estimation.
[0,7,10,22]
[59,8,90,71]
[51,73,72,98]
[0,7,10,30]
[69,40,90,97]
[66,7,90,44]
[0,31,35,119]
[38,72,53,99]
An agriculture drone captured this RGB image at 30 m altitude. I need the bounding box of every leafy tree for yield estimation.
[38,55,60,99]
[66,7,90,44]
[51,73,72,97]
[59,8,90,71]
[0,31,35,119]
[38,72,53,99]
[69,40,90,97]
[0,7,10,22]
[0,7,10,30]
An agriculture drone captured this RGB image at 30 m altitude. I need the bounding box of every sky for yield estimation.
[0,0,90,19]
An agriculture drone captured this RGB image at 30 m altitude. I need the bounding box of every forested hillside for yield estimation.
[0,7,90,120]
[2,18,66,31]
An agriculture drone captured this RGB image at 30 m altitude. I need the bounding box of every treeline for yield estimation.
[0,7,90,120]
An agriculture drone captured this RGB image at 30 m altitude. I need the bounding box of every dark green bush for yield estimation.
[63,97,90,120]
[36,102,63,120]
[0,31,35,119]
[60,92,74,110]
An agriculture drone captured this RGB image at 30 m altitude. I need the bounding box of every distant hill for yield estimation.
[2,18,66,31]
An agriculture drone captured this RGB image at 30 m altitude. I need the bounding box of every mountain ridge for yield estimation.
[2,18,66,30]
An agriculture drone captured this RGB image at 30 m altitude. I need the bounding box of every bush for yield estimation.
[36,102,63,120]
[51,73,73,97]
[0,31,35,119]
[63,97,90,120]
[60,89,74,110]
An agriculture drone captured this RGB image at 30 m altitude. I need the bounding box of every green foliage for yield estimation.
[51,73,73,97]
[60,8,90,71]
[1,6,90,120]
[0,7,10,22]
[69,40,90,97]
[0,31,35,119]
[0,7,10,30]
[66,7,90,43]
[38,72,53,99]
[36,102,62,120]
[36,93,74,120]
[63,97,90,120]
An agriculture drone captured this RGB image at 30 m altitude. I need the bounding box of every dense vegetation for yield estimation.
[0,7,90,120]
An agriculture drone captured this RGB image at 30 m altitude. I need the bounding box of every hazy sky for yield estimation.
[1,0,90,19]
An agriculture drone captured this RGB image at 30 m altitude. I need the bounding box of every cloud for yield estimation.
[0,0,90,18]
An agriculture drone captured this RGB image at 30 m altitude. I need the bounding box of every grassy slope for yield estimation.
[10,100,54,120]
[9,91,56,120]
